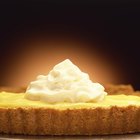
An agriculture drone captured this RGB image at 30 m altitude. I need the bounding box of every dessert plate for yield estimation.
[0,133,140,140]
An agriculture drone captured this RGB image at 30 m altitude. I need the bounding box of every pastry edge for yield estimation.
[0,105,140,135]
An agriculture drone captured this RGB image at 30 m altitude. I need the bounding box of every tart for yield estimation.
[0,85,140,135]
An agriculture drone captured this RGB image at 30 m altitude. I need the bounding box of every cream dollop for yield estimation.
[25,59,107,103]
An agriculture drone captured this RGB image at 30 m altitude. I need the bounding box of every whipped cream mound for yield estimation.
[25,59,107,103]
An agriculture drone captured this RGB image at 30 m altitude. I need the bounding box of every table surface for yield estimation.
[0,133,140,140]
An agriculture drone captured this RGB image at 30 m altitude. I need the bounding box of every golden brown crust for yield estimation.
[0,84,140,135]
[0,87,26,93]
[0,106,140,135]
[104,84,134,95]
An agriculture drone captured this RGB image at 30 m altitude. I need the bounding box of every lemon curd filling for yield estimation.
[0,92,140,110]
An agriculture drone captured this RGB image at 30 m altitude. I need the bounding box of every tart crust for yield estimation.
[0,85,140,135]
[0,106,140,135]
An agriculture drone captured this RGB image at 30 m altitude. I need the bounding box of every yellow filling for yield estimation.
[0,92,140,110]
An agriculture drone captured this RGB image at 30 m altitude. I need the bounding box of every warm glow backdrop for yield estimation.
[0,1,140,89]
[1,34,123,86]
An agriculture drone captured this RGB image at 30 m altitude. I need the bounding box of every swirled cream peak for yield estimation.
[25,59,107,103]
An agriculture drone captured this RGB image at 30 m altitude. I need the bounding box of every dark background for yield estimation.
[0,1,140,89]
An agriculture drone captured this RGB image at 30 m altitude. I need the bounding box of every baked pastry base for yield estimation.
[0,106,140,135]
[0,85,140,135]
